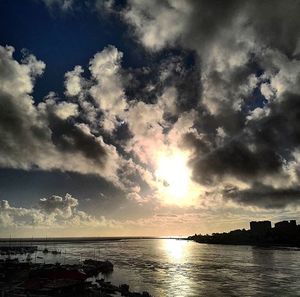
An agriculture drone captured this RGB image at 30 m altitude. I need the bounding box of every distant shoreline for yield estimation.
[186,238,300,249]
[187,219,300,249]
[0,236,182,243]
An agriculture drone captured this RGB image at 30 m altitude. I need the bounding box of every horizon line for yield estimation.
[0,236,186,242]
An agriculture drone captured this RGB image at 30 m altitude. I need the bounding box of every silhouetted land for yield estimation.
[188,220,300,247]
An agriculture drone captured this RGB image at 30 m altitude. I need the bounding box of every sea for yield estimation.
[1,238,300,297]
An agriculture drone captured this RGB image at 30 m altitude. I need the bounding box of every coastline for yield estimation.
[186,238,300,249]
[187,219,300,249]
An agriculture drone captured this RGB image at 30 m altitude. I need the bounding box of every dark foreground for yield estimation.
[0,256,152,297]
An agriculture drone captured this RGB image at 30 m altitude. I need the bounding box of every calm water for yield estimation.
[2,239,300,297]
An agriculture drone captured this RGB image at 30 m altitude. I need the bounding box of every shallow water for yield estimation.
[2,239,300,297]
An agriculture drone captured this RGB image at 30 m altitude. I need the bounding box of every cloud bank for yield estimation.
[119,0,300,209]
[1,0,300,220]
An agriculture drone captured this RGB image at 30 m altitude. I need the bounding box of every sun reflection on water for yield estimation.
[158,239,196,296]
[163,239,188,262]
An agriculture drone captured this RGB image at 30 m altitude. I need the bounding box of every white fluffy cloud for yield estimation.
[0,45,121,185]
[0,44,185,199]
[89,45,127,131]
[38,0,74,11]
[0,193,110,228]
[123,0,191,50]
[64,65,84,97]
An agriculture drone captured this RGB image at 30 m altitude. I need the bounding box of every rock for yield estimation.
[120,283,130,295]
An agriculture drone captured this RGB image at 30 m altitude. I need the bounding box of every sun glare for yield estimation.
[163,239,188,261]
[155,153,191,204]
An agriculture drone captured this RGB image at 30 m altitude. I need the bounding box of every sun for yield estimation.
[155,153,191,204]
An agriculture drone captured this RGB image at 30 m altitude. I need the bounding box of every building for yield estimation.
[250,221,272,235]
[274,220,297,234]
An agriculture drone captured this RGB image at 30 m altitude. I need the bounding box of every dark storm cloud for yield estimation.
[123,51,200,114]
[254,92,300,150]
[182,0,243,49]
[176,0,300,56]
[186,91,300,208]
[224,184,300,209]
[0,90,50,167]
[190,139,283,185]
[122,0,300,208]
[187,1,300,209]
[163,53,200,113]
[247,0,300,56]
[48,113,108,166]
[0,46,49,169]
[1,0,300,214]
[0,91,43,144]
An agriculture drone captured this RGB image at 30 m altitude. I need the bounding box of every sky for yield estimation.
[0,0,300,238]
